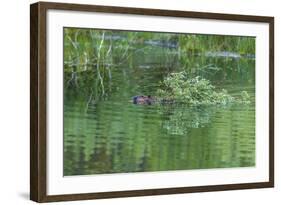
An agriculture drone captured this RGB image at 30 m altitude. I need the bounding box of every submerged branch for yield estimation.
[85,88,94,112]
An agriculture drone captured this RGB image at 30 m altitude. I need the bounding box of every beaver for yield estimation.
[132,95,155,105]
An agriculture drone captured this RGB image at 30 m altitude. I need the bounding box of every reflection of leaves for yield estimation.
[157,105,222,135]
[239,90,251,104]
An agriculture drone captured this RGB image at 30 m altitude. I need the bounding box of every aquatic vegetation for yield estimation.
[63,28,256,175]
[157,71,250,105]
[179,35,255,55]
[63,27,255,115]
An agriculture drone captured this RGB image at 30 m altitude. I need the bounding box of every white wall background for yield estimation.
[0,0,279,204]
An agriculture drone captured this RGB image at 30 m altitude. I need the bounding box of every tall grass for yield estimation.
[179,34,255,55]
[63,27,255,103]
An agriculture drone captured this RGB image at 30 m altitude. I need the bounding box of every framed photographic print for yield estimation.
[30,1,274,202]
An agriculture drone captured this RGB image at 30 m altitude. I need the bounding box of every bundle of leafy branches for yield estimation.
[156,71,251,105]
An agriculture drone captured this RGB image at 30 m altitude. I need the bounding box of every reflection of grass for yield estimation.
[64,98,255,175]
[157,71,251,105]
[64,28,255,103]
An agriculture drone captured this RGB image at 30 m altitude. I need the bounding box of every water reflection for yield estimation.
[64,48,255,176]
[64,90,255,175]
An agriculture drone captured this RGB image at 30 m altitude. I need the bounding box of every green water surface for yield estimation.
[63,41,255,176]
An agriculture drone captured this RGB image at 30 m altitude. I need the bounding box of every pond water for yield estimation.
[63,47,255,176]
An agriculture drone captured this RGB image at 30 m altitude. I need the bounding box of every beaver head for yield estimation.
[133,95,154,105]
